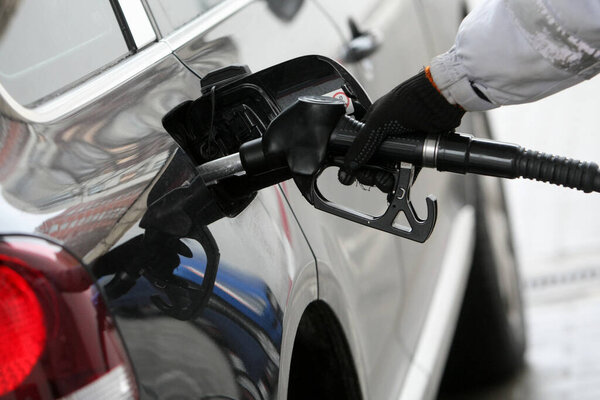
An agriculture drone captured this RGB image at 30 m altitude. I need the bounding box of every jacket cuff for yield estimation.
[429,49,499,112]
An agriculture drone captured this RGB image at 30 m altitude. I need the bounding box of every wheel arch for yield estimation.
[277,259,318,397]
[286,300,363,400]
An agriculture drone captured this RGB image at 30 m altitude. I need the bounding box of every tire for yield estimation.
[438,172,526,393]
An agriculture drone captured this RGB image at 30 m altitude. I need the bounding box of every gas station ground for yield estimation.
[440,252,600,400]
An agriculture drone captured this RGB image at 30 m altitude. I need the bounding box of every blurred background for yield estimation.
[492,78,600,275]
[460,69,600,400]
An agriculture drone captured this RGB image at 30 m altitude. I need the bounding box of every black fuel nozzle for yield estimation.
[196,96,600,242]
[239,96,347,177]
[329,115,600,193]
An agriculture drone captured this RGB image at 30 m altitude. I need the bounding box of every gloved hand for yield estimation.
[338,68,465,192]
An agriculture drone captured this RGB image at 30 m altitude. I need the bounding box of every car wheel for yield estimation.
[439,173,526,393]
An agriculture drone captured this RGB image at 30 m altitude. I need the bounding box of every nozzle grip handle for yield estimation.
[310,163,437,242]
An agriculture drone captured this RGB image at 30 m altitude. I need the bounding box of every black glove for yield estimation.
[338,69,465,192]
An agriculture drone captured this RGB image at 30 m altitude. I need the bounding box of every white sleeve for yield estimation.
[429,0,600,111]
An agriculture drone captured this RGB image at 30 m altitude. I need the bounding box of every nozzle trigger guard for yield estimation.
[310,163,437,242]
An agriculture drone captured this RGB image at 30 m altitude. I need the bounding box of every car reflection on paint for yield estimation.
[101,236,283,399]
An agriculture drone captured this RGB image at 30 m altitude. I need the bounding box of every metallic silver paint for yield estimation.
[0,1,480,399]
[284,2,474,399]
[398,206,475,400]
[0,25,313,396]
[163,0,255,53]
[0,56,190,255]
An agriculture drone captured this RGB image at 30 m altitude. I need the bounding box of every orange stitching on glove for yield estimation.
[425,66,464,111]
[424,66,440,93]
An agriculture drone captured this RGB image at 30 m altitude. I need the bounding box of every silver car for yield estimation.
[0,1,524,399]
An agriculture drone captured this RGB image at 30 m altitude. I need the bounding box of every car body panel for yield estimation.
[0,55,188,257]
[271,1,474,399]
[0,12,315,397]
[172,1,342,78]
[0,1,477,399]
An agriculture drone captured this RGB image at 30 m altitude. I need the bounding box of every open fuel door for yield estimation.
[162,55,373,215]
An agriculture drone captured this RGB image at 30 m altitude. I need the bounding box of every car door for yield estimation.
[133,1,473,398]
[153,1,406,397]
[172,1,424,398]
[270,1,475,398]
[0,1,316,399]
[167,0,463,398]
[156,1,475,397]
[317,0,477,394]
[167,2,464,398]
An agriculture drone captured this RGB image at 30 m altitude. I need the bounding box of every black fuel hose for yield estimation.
[329,115,600,193]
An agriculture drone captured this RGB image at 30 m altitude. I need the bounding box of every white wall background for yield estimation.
[487,76,600,273]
